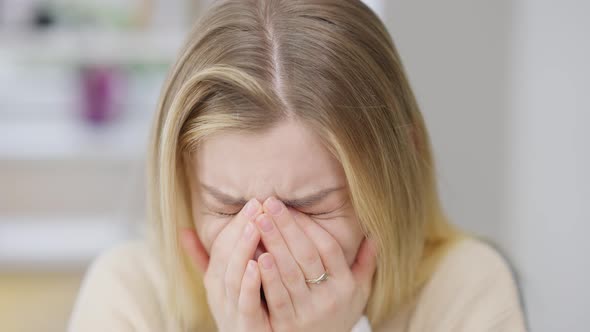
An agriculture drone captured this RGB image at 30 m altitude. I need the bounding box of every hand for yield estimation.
[254,197,377,332]
[180,198,272,332]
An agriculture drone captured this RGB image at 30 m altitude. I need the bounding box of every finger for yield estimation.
[254,213,309,306]
[258,253,295,321]
[208,198,262,279]
[291,210,350,278]
[225,221,261,304]
[180,227,209,274]
[237,260,264,319]
[262,197,326,285]
[350,237,378,297]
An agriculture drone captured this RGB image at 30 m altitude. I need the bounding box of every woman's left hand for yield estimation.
[253,197,377,332]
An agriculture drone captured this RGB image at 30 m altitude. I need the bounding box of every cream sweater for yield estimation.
[67,237,527,331]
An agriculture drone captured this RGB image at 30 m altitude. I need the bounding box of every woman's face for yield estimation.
[188,119,365,266]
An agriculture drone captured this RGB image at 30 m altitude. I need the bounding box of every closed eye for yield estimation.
[210,209,330,218]
[211,211,239,217]
[208,195,348,218]
[305,211,331,216]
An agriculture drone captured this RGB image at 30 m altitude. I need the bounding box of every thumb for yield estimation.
[179,227,209,274]
[350,237,378,297]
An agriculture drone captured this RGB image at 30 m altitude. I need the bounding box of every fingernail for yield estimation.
[264,197,283,216]
[260,254,273,270]
[256,214,274,232]
[247,260,257,274]
[244,199,260,218]
[243,222,254,239]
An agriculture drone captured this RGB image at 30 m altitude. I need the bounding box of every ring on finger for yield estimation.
[305,271,329,284]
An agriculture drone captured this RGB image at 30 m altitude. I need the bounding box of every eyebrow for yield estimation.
[199,182,346,209]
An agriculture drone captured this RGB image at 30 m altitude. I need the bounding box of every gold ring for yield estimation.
[305,271,329,284]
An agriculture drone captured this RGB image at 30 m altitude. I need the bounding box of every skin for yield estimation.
[180,118,377,331]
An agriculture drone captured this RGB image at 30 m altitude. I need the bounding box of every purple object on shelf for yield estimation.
[80,66,125,125]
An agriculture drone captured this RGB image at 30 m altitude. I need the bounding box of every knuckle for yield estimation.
[321,239,341,257]
[273,297,291,312]
[324,296,339,314]
[282,267,302,284]
[301,249,319,266]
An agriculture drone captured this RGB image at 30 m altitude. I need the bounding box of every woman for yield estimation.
[68,0,527,331]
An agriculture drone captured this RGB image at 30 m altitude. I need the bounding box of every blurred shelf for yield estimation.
[0,28,186,66]
[0,217,134,271]
[0,115,151,162]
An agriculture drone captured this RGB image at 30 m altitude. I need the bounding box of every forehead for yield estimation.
[192,120,346,199]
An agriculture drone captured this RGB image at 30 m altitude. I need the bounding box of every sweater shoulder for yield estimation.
[68,239,169,331]
[437,237,518,281]
[407,237,527,331]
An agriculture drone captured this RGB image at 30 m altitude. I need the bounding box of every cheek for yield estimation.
[194,215,228,254]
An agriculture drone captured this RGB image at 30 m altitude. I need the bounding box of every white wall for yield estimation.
[506,1,590,330]
[381,1,589,331]
[382,0,512,243]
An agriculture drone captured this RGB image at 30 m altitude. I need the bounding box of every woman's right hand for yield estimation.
[180,198,272,332]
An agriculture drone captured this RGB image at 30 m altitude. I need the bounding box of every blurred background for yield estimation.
[0,0,587,331]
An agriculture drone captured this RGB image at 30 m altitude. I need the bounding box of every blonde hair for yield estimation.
[147,0,462,330]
